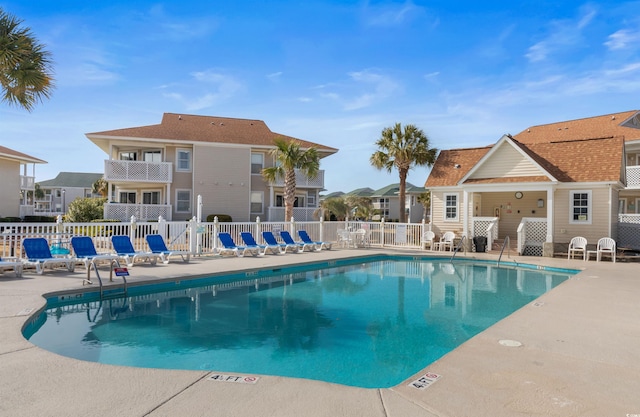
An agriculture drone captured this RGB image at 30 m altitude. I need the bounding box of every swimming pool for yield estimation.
[24,256,576,388]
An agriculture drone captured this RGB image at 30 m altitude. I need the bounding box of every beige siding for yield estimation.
[553,188,611,245]
[430,191,464,236]
[0,161,20,217]
[479,192,547,238]
[471,143,542,179]
[193,145,251,221]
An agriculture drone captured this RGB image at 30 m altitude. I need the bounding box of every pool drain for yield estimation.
[498,339,522,347]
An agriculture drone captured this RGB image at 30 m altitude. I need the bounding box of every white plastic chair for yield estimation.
[337,229,353,248]
[435,231,456,251]
[422,231,435,250]
[595,237,616,262]
[567,236,587,261]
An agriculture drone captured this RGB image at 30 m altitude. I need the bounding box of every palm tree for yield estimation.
[91,177,108,198]
[370,123,437,223]
[315,196,349,221]
[0,7,54,111]
[417,191,431,221]
[262,138,320,222]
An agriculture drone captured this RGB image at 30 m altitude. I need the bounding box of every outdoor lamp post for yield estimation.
[61,189,66,213]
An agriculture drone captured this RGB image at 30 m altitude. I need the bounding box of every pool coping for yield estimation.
[1,248,639,417]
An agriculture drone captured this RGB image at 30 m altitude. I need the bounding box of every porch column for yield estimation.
[546,187,554,242]
[462,190,469,240]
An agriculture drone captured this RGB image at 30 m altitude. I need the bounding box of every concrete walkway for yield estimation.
[1,249,639,417]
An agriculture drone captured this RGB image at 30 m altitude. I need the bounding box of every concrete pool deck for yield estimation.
[1,249,639,417]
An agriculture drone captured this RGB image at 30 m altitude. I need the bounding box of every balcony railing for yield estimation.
[104,203,172,221]
[104,160,173,183]
[272,169,324,188]
[20,175,35,190]
[627,165,640,188]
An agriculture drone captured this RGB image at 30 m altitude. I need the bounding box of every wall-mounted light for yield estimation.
[537,199,544,208]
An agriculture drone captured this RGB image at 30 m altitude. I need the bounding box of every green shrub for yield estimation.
[206,214,232,222]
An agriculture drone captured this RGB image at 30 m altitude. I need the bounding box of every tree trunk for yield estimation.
[284,168,297,221]
[399,169,407,223]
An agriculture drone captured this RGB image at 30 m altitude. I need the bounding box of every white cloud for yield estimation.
[362,0,425,27]
[163,70,244,110]
[266,71,283,81]
[605,29,640,50]
[343,70,400,110]
[525,4,597,63]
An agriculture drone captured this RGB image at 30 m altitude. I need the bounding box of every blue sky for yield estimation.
[2,0,640,194]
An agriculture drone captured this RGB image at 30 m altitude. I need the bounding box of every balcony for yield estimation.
[104,203,172,221]
[104,160,173,183]
[627,165,640,189]
[272,169,324,189]
[20,175,35,190]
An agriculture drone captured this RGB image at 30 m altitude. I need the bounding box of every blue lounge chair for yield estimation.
[280,231,316,252]
[0,257,23,278]
[71,236,120,269]
[145,234,191,263]
[241,232,283,255]
[21,237,76,275]
[217,233,263,257]
[298,230,332,250]
[262,231,301,253]
[111,235,161,267]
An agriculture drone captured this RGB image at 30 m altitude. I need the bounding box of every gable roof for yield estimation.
[346,187,375,197]
[0,145,46,164]
[371,183,417,197]
[87,113,338,157]
[38,172,104,188]
[426,111,633,188]
[513,110,640,144]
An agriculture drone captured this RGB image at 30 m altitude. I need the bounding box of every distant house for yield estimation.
[35,172,104,215]
[425,110,640,254]
[85,113,338,221]
[371,183,425,222]
[0,145,46,219]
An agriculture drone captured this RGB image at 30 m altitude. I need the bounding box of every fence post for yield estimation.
[319,216,324,242]
[188,216,198,254]
[256,217,261,243]
[213,216,219,252]
[158,215,167,240]
[380,218,385,247]
[290,216,295,235]
[129,215,137,249]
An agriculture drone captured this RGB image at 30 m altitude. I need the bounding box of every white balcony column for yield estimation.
[546,187,554,242]
[462,189,469,239]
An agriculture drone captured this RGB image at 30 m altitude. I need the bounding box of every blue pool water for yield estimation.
[25,257,575,388]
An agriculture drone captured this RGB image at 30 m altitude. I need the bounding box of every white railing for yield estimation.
[626,165,640,189]
[517,217,547,256]
[267,207,318,222]
[272,169,324,188]
[472,217,498,252]
[104,160,173,183]
[1,218,430,259]
[104,203,172,221]
[618,213,640,250]
[20,175,35,190]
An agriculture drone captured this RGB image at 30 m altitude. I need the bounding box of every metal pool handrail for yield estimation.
[497,236,511,267]
[450,235,467,261]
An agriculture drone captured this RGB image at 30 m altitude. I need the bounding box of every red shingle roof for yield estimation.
[87,113,338,155]
[0,145,46,164]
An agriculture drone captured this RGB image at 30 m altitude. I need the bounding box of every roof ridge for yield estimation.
[524,110,638,129]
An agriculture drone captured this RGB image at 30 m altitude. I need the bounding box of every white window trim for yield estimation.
[569,190,592,225]
[443,192,459,222]
[251,153,264,175]
[176,148,192,173]
[619,197,627,214]
[251,191,264,214]
[175,189,191,213]
[142,189,162,205]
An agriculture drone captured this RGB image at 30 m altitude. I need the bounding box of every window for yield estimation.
[444,193,458,221]
[251,153,264,174]
[119,192,136,204]
[570,190,591,224]
[176,149,192,172]
[307,194,316,207]
[120,151,137,161]
[143,150,162,162]
[619,198,627,214]
[276,195,283,207]
[444,284,456,307]
[251,192,263,213]
[176,190,191,212]
[142,191,161,205]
